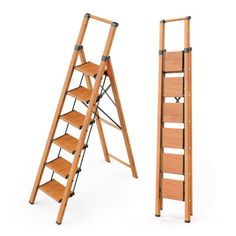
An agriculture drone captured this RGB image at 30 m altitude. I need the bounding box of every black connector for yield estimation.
[74,45,83,51]
[159,49,166,55]
[101,55,110,62]
[155,214,161,217]
[84,13,91,19]
[111,22,119,27]
[184,47,192,53]
[160,19,165,24]
[186,16,191,20]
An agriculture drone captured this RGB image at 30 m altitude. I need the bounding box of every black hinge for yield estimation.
[184,47,192,53]
[74,45,83,51]
[159,49,166,55]
[101,55,110,62]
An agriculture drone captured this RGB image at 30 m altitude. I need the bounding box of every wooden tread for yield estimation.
[60,110,93,129]
[163,51,183,73]
[162,103,184,123]
[68,86,92,104]
[53,134,87,154]
[39,179,74,203]
[162,128,184,149]
[46,157,80,179]
[163,77,183,97]
[75,62,101,78]
[161,178,184,201]
[162,153,184,175]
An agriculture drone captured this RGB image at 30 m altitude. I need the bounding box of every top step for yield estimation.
[163,51,183,73]
[75,62,106,78]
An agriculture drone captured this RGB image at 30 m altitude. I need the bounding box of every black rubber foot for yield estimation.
[185,220,191,223]
[155,214,161,217]
[29,201,34,205]
[56,221,61,225]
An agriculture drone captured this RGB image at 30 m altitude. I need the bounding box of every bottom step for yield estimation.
[39,179,74,203]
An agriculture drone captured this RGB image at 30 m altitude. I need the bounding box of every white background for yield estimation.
[0,0,235,235]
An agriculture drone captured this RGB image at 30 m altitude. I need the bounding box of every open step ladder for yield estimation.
[29,13,138,225]
[155,16,192,222]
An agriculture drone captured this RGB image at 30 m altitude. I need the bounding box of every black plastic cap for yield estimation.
[185,220,191,223]
[74,45,83,51]
[155,214,161,217]
[186,16,191,20]
[160,19,165,24]
[84,13,91,19]
[56,221,61,225]
[184,47,192,53]
[111,22,119,27]
[29,201,34,205]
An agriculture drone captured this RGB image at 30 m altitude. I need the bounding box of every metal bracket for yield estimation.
[101,55,110,62]
[74,45,83,51]
[160,19,165,24]
[186,16,191,20]
[111,22,119,27]
[159,49,166,55]
[184,47,192,53]
[84,13,91,19]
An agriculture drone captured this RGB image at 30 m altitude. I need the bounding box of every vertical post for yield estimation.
[155,20,165,217]
[29,14,90,204]
[56,23,118,225]
[107,61,138,178]
[184,17,192,223]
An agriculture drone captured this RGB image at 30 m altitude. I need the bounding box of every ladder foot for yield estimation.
[29,201,34,205]
[56,221,61,225]
[155,214,161,217]
[185,220,191,223]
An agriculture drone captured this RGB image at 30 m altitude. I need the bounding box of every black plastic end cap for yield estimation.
[155,214,161,217]
[186,16,191,20]
[111,22,119,27]
[74,45,83,51]
[101,55,111,62]
[29,201,34,205]
[84,13,91,19]
[56,221,61,225]
[160,19,165,24]
[184,47,192,53]
[185,220,191,223]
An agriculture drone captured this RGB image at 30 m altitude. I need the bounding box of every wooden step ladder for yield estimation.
[29,13,138,225]
[155,16,192,222]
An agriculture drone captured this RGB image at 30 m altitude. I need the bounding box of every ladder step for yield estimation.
[60,110,94,129]
[161,178,184,201]
[163,51,183,73]
[39,179,74,203]
[162,103,184,123]
[162,128,184,149]
[68,86,92,104]
[163,77,183,97]
[46,157,81,179]
[53,134,87,154]
[75,62,102,78]
[162,153,184,175]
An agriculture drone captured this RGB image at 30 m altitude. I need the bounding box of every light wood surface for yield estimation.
[163,51,183,73]
[162,153,184,175]
[162,128,184,149]
[46,157,80,179]
[162,103,183,123]
[163,77,183,97]
[60,110,86,129]
[75,62,101,77]
[53,134,86,154]
[161,178,184,201]
[90,14,113,24]
[164,17,189,23]
[68,86,93,103]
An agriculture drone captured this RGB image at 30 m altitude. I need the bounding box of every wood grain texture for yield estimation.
[162,128,184,149]
[46,157,80,179]
[68,86,92,103]
[162,103,183,123]
[40,179,73,203]
[163,51,183,73]
[75,62,101,77]
[60,110,86,129]
[162,153,184,175]
[163,77,183,97]
[53,134,86,154]
[162,178,184,201]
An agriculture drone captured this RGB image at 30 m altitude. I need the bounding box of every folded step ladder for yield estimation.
[29,13,138,225]
[155,16,192,222]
